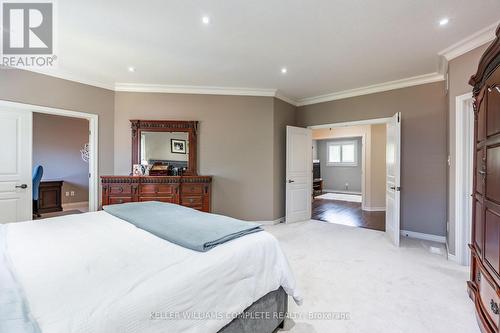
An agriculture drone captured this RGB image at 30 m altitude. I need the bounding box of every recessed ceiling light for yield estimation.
[281,67,287,74]
[439,18,449,26]
[127,66,135,72]
[202,16,210,24]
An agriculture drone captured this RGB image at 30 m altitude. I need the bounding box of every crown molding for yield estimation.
[115,83,299,106]
[438,21,498,61]
[22,68,115,91]
[275,90,299,106]
[296,72,444,106]
[115,83,276,97]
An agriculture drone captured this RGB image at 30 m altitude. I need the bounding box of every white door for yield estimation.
[386,112,401,246]
[0,109,32,223]
[286,126,312,223]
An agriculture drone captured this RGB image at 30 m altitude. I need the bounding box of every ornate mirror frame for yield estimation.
[131,120,198,176]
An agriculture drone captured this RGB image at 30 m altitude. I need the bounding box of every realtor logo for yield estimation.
[1,1,56,67]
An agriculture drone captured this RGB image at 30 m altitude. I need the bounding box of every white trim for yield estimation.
[454,93,474,266]
[115,83,277,97]
[447,252,457,262]
[323,189,362,195]
[400,230,446,244]
[0,100,99,213]
[309,117,393,129]
[363,206,386,212]
[297,73,444,106]
[22,68,115,91]
[115,83,299,106]
[275,91,299,106]
[258,217,285,226]
[438,22,498,61]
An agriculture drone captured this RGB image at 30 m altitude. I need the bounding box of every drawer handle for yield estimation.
[477,272,481,282]
[119,186,124,193]
[189,198,194,203]
[491,300,499,315]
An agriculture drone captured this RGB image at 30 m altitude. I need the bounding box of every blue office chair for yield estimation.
[33,165,43,217]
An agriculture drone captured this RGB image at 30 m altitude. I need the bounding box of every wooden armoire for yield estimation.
[468,25,500,333]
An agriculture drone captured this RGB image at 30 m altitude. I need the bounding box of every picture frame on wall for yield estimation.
[171,139,187,154]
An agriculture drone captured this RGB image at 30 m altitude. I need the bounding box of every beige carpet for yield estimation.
[264,220,479,333]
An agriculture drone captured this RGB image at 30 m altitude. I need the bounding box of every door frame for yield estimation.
[0,100,99,212]
[308,117,392,211]
[454,92,474,266]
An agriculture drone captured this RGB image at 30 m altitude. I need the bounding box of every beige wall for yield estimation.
[33,113,89,203]
[298,81,447,236]
[0,69,115,180]
[114,92,280,221]
[273,98,297,220]
[447,43,490,254]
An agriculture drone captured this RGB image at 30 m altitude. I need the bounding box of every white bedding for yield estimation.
[5,211,301,333]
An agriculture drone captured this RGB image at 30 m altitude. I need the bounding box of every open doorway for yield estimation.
[310,122,387,231]
[286,114,401,245]
[32,113,90,219]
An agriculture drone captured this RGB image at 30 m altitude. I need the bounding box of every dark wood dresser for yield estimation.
[101,176,212,212]
[468,25,500,333]
[38,180,63,214]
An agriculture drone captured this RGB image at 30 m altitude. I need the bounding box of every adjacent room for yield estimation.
[311,122,387,231]
[1,1,500,333]
[32,113,90,218]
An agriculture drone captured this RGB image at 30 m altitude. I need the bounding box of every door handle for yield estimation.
[15,184,28,189]
[288,180,295,183]
[390,186,401,191]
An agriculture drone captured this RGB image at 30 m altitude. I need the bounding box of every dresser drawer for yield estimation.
[108,184,132,196]
[181,195,203,206]
[181,184,204,195]
[141,184,177,196]
[140,197,176,204]
[478,266,500,329]
[108,197,132,205]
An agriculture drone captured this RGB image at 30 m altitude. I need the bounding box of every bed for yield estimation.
[1,207,301,333]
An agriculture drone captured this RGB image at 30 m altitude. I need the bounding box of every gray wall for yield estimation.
[317,137,362,193]
[297,81,447,236]
[114,91,279,221]
[33,113,89,203]
[0,69,115,180]
[447,43,490,254]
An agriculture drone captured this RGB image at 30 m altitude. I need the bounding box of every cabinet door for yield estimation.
[474,199,484,255]
[487,84,500,137]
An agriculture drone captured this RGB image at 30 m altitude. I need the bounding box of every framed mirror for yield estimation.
[131,120,198,176]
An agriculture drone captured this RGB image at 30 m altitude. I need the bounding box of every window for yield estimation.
[327,141,358,166]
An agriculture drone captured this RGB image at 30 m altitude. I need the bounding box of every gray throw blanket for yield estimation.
[104,201,263,252]
[0,225,41,333]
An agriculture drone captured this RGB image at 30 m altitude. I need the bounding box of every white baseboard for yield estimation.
[400,230,446,243]
[258,217,285,226]
[447,252,457,262]
[363,206,386,212]
[323,189,362,195]
[62,201,89,212]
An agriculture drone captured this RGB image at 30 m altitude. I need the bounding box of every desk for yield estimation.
[38,180,63,214]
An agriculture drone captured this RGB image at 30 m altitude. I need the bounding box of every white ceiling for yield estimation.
[36,0,500,101]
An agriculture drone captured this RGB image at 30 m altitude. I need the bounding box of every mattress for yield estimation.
[4,211,301,333]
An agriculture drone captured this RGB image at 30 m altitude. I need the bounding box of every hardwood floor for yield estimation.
[312,198,385,231]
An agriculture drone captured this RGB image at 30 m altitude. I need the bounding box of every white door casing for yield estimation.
[286,126,312,223]
[386,112,401,246]
[0,109,32,223]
